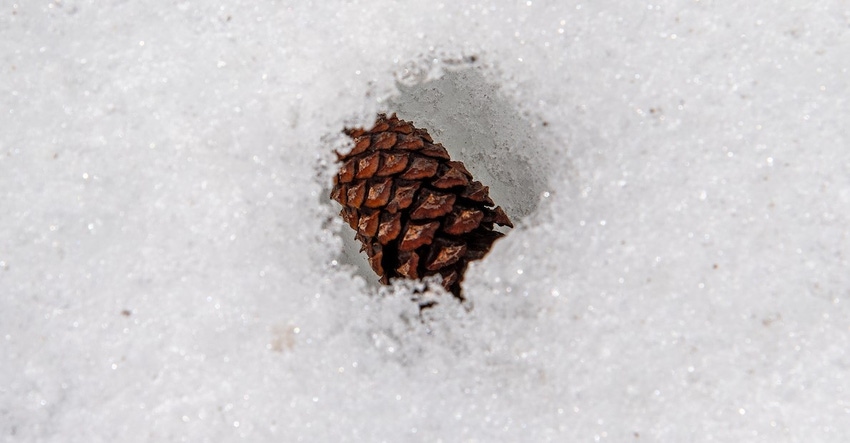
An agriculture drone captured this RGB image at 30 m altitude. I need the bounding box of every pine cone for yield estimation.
[330,114,512,298]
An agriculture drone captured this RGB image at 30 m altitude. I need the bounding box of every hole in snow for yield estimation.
[388,69,549,221]
[331,66,553,291]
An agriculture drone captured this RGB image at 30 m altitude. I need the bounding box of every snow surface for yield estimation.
[2,0,849,441]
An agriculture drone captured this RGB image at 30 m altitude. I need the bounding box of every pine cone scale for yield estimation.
[396,251,419,278]
[364,178,392,208]
[396,136,424,151]
[378,153,408,175]
[410,190,455,220]
[357,210,379,237]
[399,157,439,180]
[443,207,484,235]
[346,181,366,208]
[377,212,402,243]
[425,241,466,271]
[399,221,440,252]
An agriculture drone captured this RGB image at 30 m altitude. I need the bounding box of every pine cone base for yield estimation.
[330,114,512,297]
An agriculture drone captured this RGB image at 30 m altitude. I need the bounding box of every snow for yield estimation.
[2,0,849,441]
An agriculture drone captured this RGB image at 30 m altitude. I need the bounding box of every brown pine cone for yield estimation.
[330,114,512,298]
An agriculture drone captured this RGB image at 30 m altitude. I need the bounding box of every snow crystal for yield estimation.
[2,0,849,441]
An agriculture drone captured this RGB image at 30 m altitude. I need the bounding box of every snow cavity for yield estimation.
[328,63,556,292]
